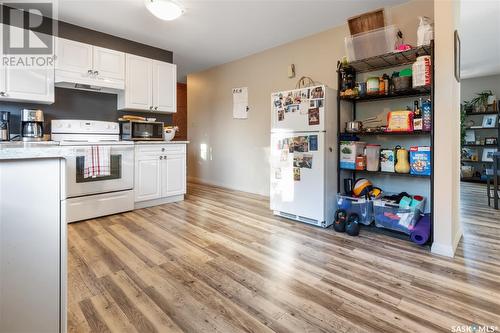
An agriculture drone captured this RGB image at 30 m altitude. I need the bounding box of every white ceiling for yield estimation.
[460,0,500,79]
[57,0,407,82]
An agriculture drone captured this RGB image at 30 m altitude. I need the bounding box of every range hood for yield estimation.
[55,70,124,94]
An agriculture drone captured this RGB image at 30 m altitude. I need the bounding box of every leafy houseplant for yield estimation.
[460,103,467,145]
[470,90,493,112]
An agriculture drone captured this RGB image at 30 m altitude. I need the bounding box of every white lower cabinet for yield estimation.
[135,156,162,202]
[134,144,186,207]
[0,158,65,333]
[162,154,186,197]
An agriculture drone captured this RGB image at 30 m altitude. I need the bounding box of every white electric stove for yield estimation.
[51,120,134,223]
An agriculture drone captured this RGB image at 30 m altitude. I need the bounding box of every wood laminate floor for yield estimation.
[68,182,500,333]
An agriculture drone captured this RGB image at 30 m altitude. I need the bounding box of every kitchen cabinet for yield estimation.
[152,60,176,112]
[162,153,186,197]
[134,143,186,207]
[120,54,152,110]
[0,158,66,333]
[55,37,125,90]
[118,54,176,113]
[0,67,54,104]
[0,25,54,104]
[55,38,93,75]
[135,156,162,202]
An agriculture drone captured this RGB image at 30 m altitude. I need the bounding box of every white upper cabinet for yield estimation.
[0,24,54,104]
[55,38,93,76]
[152,61,176,113]
[93,46,125,81]
[55,37,125,91]
[4,68,54,104]
[118,54,152,110]
[118,55,176,113]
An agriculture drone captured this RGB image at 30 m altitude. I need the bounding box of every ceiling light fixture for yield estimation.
[145,0,184,21]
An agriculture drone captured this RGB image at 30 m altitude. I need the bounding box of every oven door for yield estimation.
[66,145,134,198]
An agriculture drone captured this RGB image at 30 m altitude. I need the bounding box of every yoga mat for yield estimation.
[410,214,430,245]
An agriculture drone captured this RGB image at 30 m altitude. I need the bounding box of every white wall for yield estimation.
[187,0,434,196]
[431,0,462,257]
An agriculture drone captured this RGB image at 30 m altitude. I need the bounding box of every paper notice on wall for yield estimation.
[233,87,248,119]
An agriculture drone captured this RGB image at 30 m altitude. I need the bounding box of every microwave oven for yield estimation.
[120,120,164,141]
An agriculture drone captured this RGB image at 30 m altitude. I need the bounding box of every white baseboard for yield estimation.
[188,176,269,197]
[134,195,184,209]
[453,225,463,253]
[431,226,463,258]
[431,242,455,257]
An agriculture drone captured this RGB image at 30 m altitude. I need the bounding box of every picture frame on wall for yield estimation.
[454,30,460,82]
[482,148,498,162]
[464,130,475,144]
[485,137,497,145]
[482,114,498,128]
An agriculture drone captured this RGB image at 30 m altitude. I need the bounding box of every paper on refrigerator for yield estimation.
[233,87,248,119]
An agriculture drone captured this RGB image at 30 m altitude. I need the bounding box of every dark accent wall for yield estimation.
[0,5,174,135]
[0,88,174,134]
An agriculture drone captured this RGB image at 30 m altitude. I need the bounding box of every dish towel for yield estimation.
[84,146,111,178]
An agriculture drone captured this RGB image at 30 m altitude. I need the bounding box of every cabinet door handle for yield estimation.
[87,69,93,75]
[161,148,165,152]
[154,106,158,110]
[164,156,167,159]
[159,156,163,160]
[94,70,99,76]
[0,91,5,96]
[149,106,153,110]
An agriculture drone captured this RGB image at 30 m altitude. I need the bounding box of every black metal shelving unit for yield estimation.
[461,103,500,184]
[336,41,434,244]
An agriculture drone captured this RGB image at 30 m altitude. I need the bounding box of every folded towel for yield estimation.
[84,146,111,178]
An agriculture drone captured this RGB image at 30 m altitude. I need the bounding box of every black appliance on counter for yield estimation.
[120,120,164,141]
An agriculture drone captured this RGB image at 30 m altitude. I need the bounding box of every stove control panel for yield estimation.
[51,120,119,134]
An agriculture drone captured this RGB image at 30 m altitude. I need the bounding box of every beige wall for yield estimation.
[187,0,434,195]
[431,0,462,257]
[461,74,500,101]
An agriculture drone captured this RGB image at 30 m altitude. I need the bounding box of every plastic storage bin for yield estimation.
[373,198,425,234]
[336,194,374,225]
[345,25,399,61]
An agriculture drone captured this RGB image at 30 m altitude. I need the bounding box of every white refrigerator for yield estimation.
[270,85,337,228]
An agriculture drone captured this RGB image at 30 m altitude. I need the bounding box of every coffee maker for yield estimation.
[21,109,45,142]
[0,111,10,141]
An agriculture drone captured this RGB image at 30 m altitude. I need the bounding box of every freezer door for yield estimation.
[271,86,326,132]
[270,132,325,224]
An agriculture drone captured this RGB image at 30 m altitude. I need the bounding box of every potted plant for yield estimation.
[470,90,493,112]
[463,100,474,113]
[460,103,467,145]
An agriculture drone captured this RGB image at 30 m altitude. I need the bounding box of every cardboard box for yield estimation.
[380,149,395,172]
[410,146,431,176]
[340,141,366,170]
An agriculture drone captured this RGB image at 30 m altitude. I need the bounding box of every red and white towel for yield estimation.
[84,146,111,178]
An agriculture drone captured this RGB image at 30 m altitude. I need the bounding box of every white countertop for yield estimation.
[0,141,76,160]
[133,140,189,144]
[0,140,189,160]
